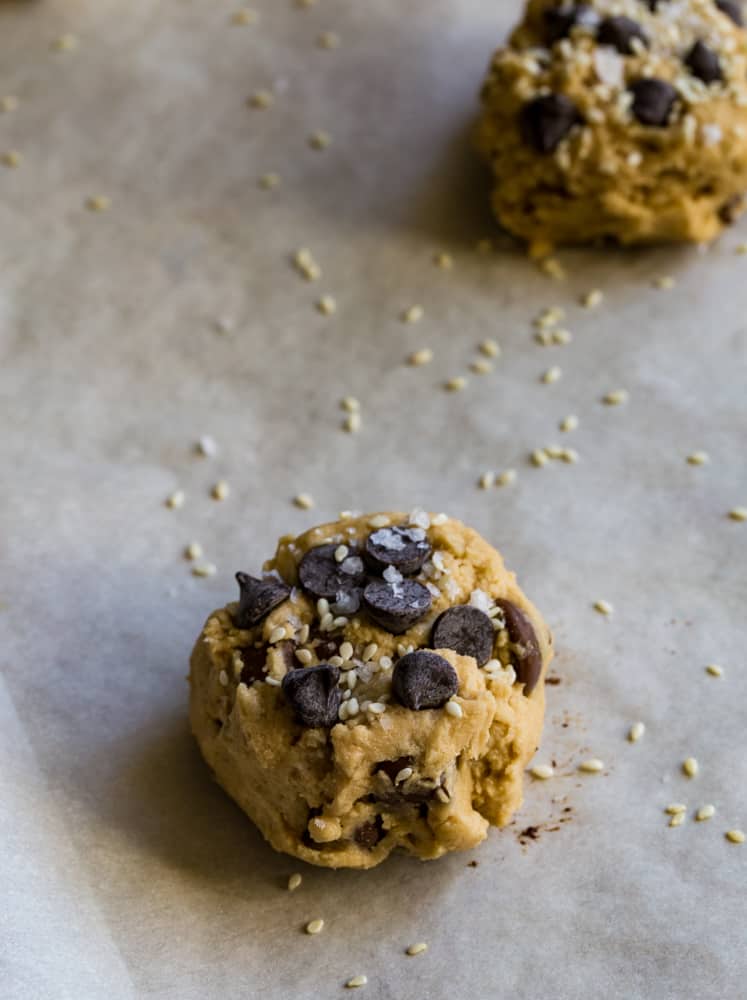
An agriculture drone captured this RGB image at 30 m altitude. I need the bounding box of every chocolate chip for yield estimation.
[716,0,744,27]
[392,651,459,710]
[298,543,367,601]
[597,16,648,54]
[239,644,267,686]
[313,636,341,660]
[364,525,432,576]
[629,78,678,126]
[281,664,341,727]
[362,579,432,634]
[685,41,723,84]
[234,572,290,628]
[430,605,494,667]
[519,94,581,154]
[494,599,543,695]
[374,756,414,782]
[543,4,598,44]
[354,816,384,850]
[719,193,744,224]
[373,757,441,805]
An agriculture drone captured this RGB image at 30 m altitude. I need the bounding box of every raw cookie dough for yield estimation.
[476,0,747,251]
[189,510,552,869]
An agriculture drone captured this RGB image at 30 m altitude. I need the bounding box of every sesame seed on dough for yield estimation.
[551,329,573,346]
[293,493,314,510]
[445,700,463,719]
[196,435,218,457]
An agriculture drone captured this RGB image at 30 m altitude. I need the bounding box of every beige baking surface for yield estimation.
[1,1,745,998]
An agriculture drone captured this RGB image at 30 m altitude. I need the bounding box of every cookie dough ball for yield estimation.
[189,511,552,869]
[476,0,747,250]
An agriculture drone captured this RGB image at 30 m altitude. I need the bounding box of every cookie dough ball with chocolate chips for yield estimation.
[189,511,552,869]
[476,0,747,250]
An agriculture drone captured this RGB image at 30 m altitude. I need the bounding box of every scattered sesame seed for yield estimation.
[696,805,716,822]
[559,448,579,464]
[192,563,217,578]
[434,252,453,269]
[408,348,433,366]
[51,33,78,52]
[406,943,428,957]
[334,545,349,563]
[593,600,613,615]
[445,699,463,719]
[213,316,234,335]
[293,493,314,510]
[705,664,723,677]
[296,648,313,665]
[665,804,687,815]
[317,295,337,316]
[470,359,493,375]
[231,9,258,25]
[431,513,448,525]
[540,257,566,280]
[339,641,354,661]
[683,757,699,778]
[165,490,185,509]
[368,514,390,528]
[728,507,747,522]
[317,31,340,49]
[185,542,203,561]
[479,339,501,358]
[269,626,287,644]
[341,396,360,413]
[368,702,387,715]
[346,696,360,716]
[530,449,548,468]
[259,172,281,190]
[541,366,562,384]
[362,643,378,661]
[669,812,685,828]
[343,412,361,433]
[478,472,495,490]
[496,469,517,487]
[294,248,321,281]
[402,304,424,324]
[288,873,302,891]
[686,451,709,466]
[603,389,629,406]
[85,195,111,212]
[725,830,745,844]
[308,129,331,150]
[444,376,467,392]
[530,764,554,779]
[581,289,604,308]
[197,435,218,457]
[551,328,573,346]
[654,275,676,290]
[628,722,645,743]
[345,976,367,989]
[534,306,565,329]
[305,919,324,935]
[578,758,604,773]
[248,90,274,109]
[218,669,229,686]
[0,96,18,113]
[211,480,230,501]
[1,151,22,168]
[559,415,578,432]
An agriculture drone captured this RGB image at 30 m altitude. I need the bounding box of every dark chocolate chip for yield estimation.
[374,756,414,782]
[234,572,290,628]
[281,664,341,727]
[239,644,267,686]
[719,193,744,224]
[597,16,648,54]
[543,4,598,44]
[362,579,432,634]
[494,599,543,695]
[373,757,440,805]
[716,0,744,27]
[354,816,384,850]
[392,651,459,710]
[298,543,367,601]
[519,94,581,154]
[685,41,723,84]
[314,635,341,660]
[364,525,432,576]
[629,78,678,126]
[430,605,495,667]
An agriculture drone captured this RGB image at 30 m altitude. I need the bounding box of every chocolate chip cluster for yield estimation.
[231,521,543,729]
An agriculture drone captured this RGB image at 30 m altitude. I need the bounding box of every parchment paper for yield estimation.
[1,1,745,997]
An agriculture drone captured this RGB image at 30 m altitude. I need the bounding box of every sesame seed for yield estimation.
[665,804,687,815]
[332,616,348,630]
[559,448,579,464]
[259,172,281,190]
[296,648,313,665]
[395,767,413,784]
[378,656,393,670]
[308,130,331,150]
[248,90,273,109]
[560,415,578,432]
[534,306,564,329]
[305,919,324,935]
[408,348,433,366]
[1,151,22,168]
[705,664,723,677]
[541,366,562,384]
[696,805,716,822]
[192,563,217,578]
[51,33,78,52]
[297,624,310,643]
[185,542,203,561]
[196,435,218,457]
[434,252,453,269]
[317,598,330,617]
[367,702,387,715]
[581,289,604,308]
[444,376,467,392]
[341,396,360,413]
[213,316,234,335]
[496,469,516,487]
[293,248,322,281]
[683,757,699,778]
[339,642,354,661]
[654,275,676,290]
[406,943,428,957]
[628,722,645,743]
[362,643,378,661]
[218,669,229,686]
[165,490,185,509]
[726,830,745,844]
[402,305,424,324]
[346,697,359,716]
[317,31,340,49]
[593,600,613,615]
[334,545,349,563]
[603,389,628,406]
[343,412,361,433]
[85,195,111,212]
[669,812,685,828]
[540,257,566,280]
[479,339,501,358]
[231,9,258,25]
[317,295,337,316]
[530,764,554,779]
[445,700,463,719]
[479,472,495,490]
[211,480,230,501]
[293,493,314,510]
[686,451,709,466]
[265,676,281,687]
[728,507,747,522]
[578,758,604,773]
[551,329,573,345]
[269,626,287,644]
[345,976,367,989]
[0,96,18,113]
[531,449,548,468]
[288,873,302,891]
[470,359,493,375]
[368,514,390,528]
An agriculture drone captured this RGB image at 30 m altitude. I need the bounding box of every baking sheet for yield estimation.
[1,1,745,997]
